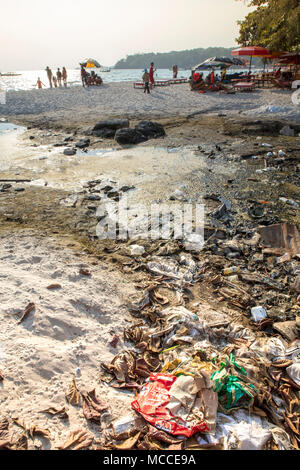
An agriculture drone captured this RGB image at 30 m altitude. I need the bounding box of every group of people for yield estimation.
[142,62,156,94]
[142,63,180,93]
[80,65,103,87]
[42,66,68,89]
[189,69,229,91]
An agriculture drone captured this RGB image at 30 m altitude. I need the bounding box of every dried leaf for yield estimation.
[11,433,28,450]
[58,429,94,450]
[0,439,11,450]
[134,358,151,378]
[148,425,182,445]
[29,425,51,440]
[0,418,10,444]
[168,442,184,450]
[47,284,62,290]
[18,302,35,324]
[81,389,108,423]
[66,378,80,405]
[41,407,69,419]
[114,432,141,450]
[12,417,27,430]
[108,335,119,348]
[79,269,91,277]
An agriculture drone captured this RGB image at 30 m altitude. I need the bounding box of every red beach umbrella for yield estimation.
[278,53,300,65]
[232,46,272,72]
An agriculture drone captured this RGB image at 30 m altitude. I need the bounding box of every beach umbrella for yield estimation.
[232,46,271,72]
[193,56,246,71]
[278,53,300,65]
[80,59,101,68]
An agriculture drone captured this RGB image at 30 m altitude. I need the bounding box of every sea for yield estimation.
[0,67,255,92]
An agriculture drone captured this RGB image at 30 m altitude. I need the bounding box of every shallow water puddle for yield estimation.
[0,121,26,134]
[13,145,209,203]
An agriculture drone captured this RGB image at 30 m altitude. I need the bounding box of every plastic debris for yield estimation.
[131,372,218,437]
[250,306,268,323]
[211,354,257,410]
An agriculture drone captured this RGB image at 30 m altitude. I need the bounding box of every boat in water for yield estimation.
[0,72,22,77]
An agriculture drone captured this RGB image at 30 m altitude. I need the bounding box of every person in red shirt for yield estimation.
[36,77,45,89]
[149,62,155,89]
[210,70,215,84]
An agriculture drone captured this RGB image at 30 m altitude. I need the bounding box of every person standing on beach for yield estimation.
[62,67,68,87]
[57,68,62,87]
[142,69,150,94]
[36,77,46,89]
[53,75,58,88]
[80,65,88,87]
[45,66,53,88]
[149,62,155,90]
[173,65,178,79]
[210,70,215,84]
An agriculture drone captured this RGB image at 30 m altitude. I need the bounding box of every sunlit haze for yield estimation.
[1,0,253,71]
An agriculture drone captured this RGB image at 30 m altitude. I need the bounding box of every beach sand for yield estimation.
[0,229,139,449]
[1,82,299,129]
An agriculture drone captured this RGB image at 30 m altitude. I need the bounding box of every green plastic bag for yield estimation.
[211,353,257,410]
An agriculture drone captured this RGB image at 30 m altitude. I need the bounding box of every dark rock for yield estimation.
[115,128,147,145]
[93,119,129,132]
[92,128,116,139]
[64,136,74,142]
[211,203,228,219]
[14,188,25,192]
[63,148,77,156]
[101,185,114,193]
[107,191,120,199]
[53,142,65,147]
[75,139,90,149]
[29,136,35,140]
[88,195,101,201]
[120,185,135,192]
[135,121,166,139]
[0,184,12,191]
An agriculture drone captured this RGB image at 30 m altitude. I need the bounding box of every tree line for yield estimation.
[114,47,236,69]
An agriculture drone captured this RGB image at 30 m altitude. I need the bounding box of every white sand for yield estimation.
[0,230,137,449]
[0,82,299,122]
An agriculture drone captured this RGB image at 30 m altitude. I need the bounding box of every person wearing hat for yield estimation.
[142,68,150,94]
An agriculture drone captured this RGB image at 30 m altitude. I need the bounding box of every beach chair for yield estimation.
[271,78,292,89]
[133,81,144,89]
[232,81,256,92]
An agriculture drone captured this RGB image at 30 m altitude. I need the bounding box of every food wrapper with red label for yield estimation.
[131,373,212,437]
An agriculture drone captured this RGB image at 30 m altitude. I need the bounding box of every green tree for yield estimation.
[236,0,300,51]
[114,47,236,69]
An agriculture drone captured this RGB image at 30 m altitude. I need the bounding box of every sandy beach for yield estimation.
[1,82,299,128]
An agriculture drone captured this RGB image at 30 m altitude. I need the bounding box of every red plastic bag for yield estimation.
[131,373,209,437]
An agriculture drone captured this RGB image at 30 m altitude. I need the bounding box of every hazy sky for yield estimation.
[0,0,253,70]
